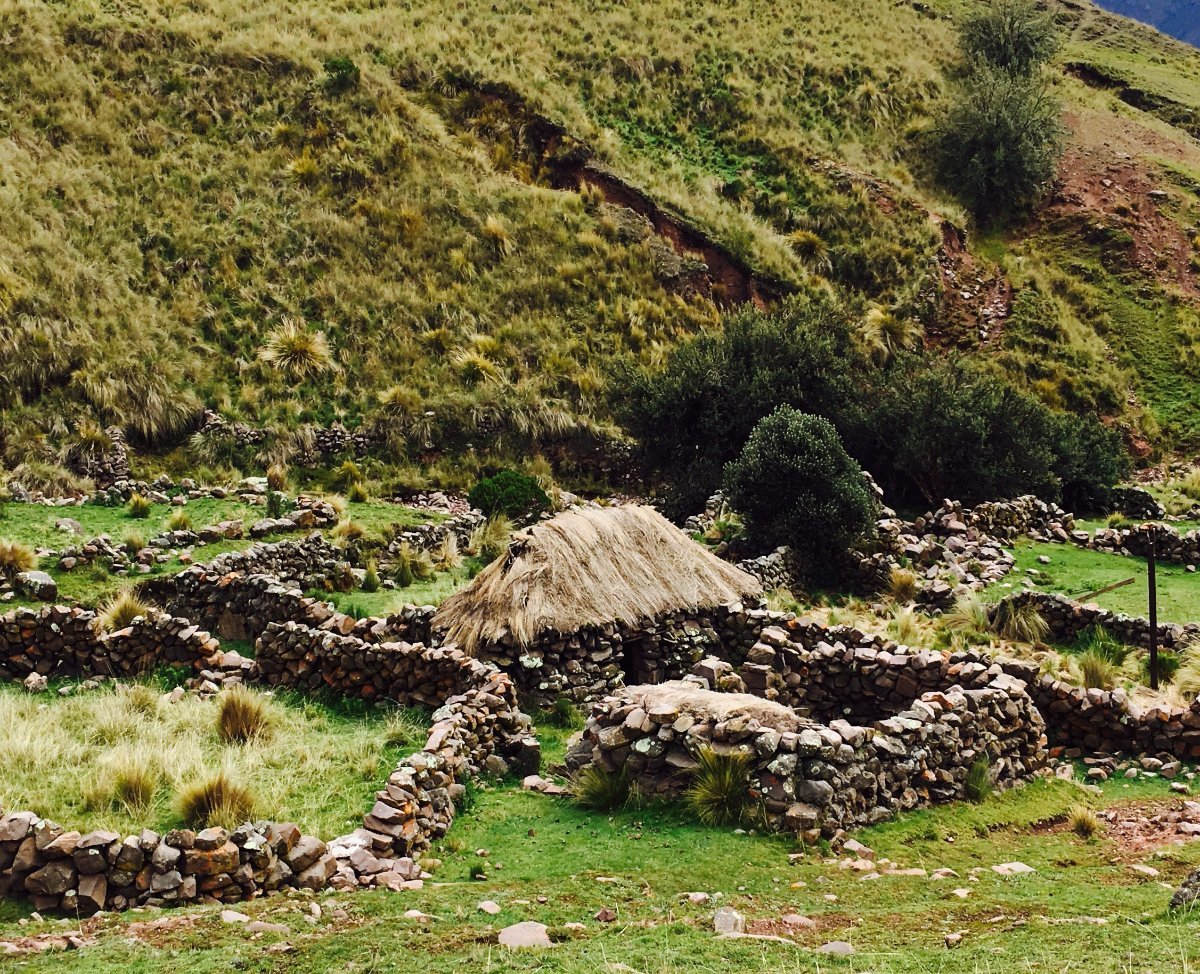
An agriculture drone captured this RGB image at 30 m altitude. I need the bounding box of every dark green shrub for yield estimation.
[959,0,1060,74]
[323,55,360,94]
[468,470,549,522]
[542,697,585,730]
[266,489,293,519]
[932,66,1064,221]
[1142,649,1180,685]
[615,293,867,519]
[723,408,876,580]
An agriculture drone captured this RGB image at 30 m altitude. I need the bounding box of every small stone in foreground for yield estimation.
[815,941,855,956]
[498,921,553,948]
[992,862,1035,876]
[713,906,745,934]
[478,900,501,915]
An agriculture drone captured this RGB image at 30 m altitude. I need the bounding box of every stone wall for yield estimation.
[994,590,1200,652]
[566,664,1046,837]
[0,606,222,683]
[0,593,538,916]
[1072,521,1200,567]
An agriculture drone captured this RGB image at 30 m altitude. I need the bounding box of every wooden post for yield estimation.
[1148,530,1159,691]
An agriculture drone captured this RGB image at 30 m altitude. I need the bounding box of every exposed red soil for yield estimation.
[1045,111,1200,298]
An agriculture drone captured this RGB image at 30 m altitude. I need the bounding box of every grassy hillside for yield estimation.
[2,0,1199,488]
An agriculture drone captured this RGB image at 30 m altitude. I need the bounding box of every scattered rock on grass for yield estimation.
[498,921,552,948]
[713,906,745,934]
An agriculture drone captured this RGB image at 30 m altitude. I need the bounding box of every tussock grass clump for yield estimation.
[470,514,513,564]
[542,696,585,730]
[1179,468,1200,502]
[572,765,632,812]
[125,493,152,518]
[888,605,921,645]
[362,559,381,593]
[942,592,990,639]
[1141,649,1180,685]
[685,747,752,827]
[121,529,146,555]
[0,538,35,580]
[93,749,163,817]
[393,542,434,588]
[333,519,365,542]
[177,770,257,829]
[259,319,336,380]
[1174,655,1200,702]
[217,685,272,744]
[432,534,462,573]
[1078,650,1118,690]
[347,481,369,503]
[886,566,919,604]
[989,599,1049,643]
[965,757,993,803]
[1068,803,1100,839]
[99,591,152,632]
[266,462,290,493]
[165,508,193,532]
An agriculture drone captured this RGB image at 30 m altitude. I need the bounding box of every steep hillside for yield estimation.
[1091,0,1200,46]
[1,0,1199,489]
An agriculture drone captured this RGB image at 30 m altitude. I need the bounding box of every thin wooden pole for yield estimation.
[1148,532,1159,691]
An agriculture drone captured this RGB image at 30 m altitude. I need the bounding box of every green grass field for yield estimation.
[0,497,435,609]
[0,681,427,840]
[987,541,1200,624]
[2,728,1198,971]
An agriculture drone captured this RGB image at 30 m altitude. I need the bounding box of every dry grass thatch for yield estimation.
[433,505,762,652]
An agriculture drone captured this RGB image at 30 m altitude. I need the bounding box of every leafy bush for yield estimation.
[723,408,876,579]
[616,293,867,519]
[965,756,992,803]
[323,55,361,94]
[177,770,257,829]
[0,538,35,581]
[217,686,272,744]
[572,765,632,812]
[468,469,549,522]
[266,489,293,519]
[685,747,752,827]
[932,66,1063,221]
[959,0,1060,74]
[868,357,1124,507]
[125,493,152,518]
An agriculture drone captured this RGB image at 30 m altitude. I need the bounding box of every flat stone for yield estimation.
[498,921,552,948]
[713,906,745,934]
[815,941,855,956]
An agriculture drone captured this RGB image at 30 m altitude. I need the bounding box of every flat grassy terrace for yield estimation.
[987,540,1200,624]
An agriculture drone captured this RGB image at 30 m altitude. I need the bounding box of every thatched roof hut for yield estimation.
[433,505,762,653]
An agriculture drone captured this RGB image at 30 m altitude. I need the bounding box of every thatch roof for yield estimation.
[433,505,762,653]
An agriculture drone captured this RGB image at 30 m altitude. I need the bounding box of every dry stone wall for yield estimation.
[994,591,1199,652]
[566,667,1046,836]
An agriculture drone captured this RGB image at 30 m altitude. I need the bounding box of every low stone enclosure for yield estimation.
[8,510,1200,917]
[995,590,1200,653]
[0,585,538,915]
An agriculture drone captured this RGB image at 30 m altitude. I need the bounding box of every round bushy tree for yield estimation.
[723,408,876,579]
[932,66,1064,221]
[468,469,549,522]
[960,0,1060,75]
